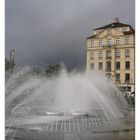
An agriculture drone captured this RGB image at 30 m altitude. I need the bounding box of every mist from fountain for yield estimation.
[5,66,127,128]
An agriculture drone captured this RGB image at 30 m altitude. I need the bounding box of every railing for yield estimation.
[116,55,120,58]
[125,80,130,84]
[125,67,130,70]
[106,56,112,59]
[106,68,111,72]
[90,57,94,60]
[116,68,120,70]
[87,44,134,49]
[115,80,121,84]
[108,45,112,48]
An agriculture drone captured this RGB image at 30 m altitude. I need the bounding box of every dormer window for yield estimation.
[113,18,119,23]
[122,28,127,32]
[94,31,97,35]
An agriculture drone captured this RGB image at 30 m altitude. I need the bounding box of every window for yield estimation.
[125,49,130,57]
[106,50,112,58]
[108,39,112,47]
[116,50,120,58]
[116,62,120,70]
[90,63,94,70]
[125,73,130,82]
[106,61,111,71]
[116,73,120,81]
[99,62,103,70]
[99,40,103,47]
[99,51,103,59]
[125,61,130,69]
[90,52,94,59]
[122,28,127,32]
[116,38,120,46]
[125,37,130,45]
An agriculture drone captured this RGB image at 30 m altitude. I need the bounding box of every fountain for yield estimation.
[5,66,134,140]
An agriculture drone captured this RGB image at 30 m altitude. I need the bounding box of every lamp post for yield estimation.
[10,49,15,62]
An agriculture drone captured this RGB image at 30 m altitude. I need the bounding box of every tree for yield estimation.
[45,64,62,77]
[5,59,15,72]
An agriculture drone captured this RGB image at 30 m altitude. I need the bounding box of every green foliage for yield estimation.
[30,64,63,77]
[45,64,62,77]
[5,59,15,72]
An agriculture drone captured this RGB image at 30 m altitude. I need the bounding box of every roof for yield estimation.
[87,21,135,39]
[94,22,134,31]
[123,31,135,35]
[87,30,134,40]
[87,35,96,39]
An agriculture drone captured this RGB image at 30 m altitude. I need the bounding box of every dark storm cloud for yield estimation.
[5,0,135,69]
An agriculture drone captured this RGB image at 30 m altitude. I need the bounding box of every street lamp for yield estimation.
[10,49,15,62]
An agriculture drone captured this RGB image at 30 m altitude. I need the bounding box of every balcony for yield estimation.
[125,67,130,70]
[108,45,112,48]
[116,55,120,58]
[115,80,121,84]
[116,68,120,70]
[125,80,130,84]
[99,57,103,59]
[106,56,112,59]
[106,68,111,72]
[125,55,130,58]
[90,57,94,60]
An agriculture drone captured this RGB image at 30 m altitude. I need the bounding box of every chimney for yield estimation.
[113,18,119,23]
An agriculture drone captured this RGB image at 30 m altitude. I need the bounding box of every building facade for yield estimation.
[86,18,135,92]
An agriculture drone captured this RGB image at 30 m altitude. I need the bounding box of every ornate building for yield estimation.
[86,18,135,92]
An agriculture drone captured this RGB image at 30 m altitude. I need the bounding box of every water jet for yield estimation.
[5,66,134,139]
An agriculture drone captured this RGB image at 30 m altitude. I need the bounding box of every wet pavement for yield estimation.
[6,130,134,140]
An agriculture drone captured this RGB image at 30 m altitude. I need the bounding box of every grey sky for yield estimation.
[5,0,135,69]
